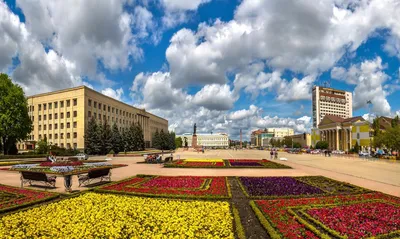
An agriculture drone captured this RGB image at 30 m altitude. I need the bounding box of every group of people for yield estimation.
[270,149,279,160]
[323,150,332,157]
[145,154,163,163]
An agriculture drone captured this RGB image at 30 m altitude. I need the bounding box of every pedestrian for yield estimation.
[270,150,273,160]
[324,150,327,157]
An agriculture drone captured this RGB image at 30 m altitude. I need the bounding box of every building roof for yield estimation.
[319,115,365,127]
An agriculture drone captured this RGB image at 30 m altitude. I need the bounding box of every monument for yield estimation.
[192,123,198,148]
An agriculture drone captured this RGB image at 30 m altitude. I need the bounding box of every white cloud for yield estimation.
[102,88,124,101]
[192,84,236,111]
[160,0,211,28]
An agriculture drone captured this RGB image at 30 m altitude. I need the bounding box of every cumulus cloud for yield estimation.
[102,88,124,101]
[192,84,236,111]
[160,0,211,28]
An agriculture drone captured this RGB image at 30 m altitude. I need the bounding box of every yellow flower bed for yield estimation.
[185,158,224,162]
[0,193,234,239]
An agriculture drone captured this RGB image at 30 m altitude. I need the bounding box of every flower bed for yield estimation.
[164,159,291,168]
[9,163,127,175]
[39,161,83,167]
[96,175,231,199]
[0,193,235,238]
[239,177,324,198]
[238,176,371,199]
[0,184,58,214]
[251,192,400,239]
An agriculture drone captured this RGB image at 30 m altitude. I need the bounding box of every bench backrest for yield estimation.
[22,171,48,181]
[88,168,110,178]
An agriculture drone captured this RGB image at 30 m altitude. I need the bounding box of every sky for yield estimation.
[1,0,400,140]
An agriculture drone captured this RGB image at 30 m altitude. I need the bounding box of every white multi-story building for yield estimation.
[312,86,352,128]
[177,133,229,148]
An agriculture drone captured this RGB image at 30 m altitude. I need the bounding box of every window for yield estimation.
[61,123,64,129]
[61,133,64,139]
[61,113,64,119]
[60,101,64,107]
[73,143,77,149]
[94,101,97,108]
[32,106,34,111]
[67,122,70,128]
[49,134,52,140]
[73,98,77,106]
[55,124,58,130]
[67,133,70,139]
[39,104,42,111]
[32,116,34,122]
[108,106,110,112]
[55,113,58,119]
[44,125,47,130]
[103,105,106,111]
[103,115,106,121]
[67,143,71,149]
[49,114,52,120]
[120,119,122,124]
[55,134,58,139]
[44,115,47,120]
[44,104,47,110]
[39,134,42,140]
[54,102,58,108]
[73,122,77,128]
[88,111,92,118]
[32,135,34,140]
[39,125,42,130]
[108,116,110,121]
[73,111,77,117]
[98,103,101,110]
[67,112,70,118]
[49,103,52,109]
[73,132,77,138]
[112,107,114,113]
[112,117,114,122]
[49,124,52,130]
[66,100,70,107]
[88,99,92,106]
[116,109,118,114]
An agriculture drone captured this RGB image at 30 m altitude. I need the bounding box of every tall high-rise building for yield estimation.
[312,86,352,128]
[18,86,168,151]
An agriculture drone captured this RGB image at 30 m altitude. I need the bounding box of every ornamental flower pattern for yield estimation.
[98,175,230,199]
[240,177,324,197]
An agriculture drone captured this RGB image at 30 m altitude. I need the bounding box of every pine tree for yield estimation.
[98,120,112,155]
[126,123,135,151]
[152,130,160,149]
[111,123,122,154]
[121,128,129,153]
[136,123,145,150]
[85,117,101,155]
[169,131,176,150]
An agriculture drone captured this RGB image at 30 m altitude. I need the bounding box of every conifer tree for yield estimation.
[152,130,160,149]
[99,120,113,154]
[85,117,101,154]
[135,123,145,150]
[111,123,122,154]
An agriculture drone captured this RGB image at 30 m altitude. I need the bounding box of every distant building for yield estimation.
[250,128,294,147]
[312,86,352,128]
[287,133,311,148]
[18,86,168,150]
[177,133,229,148]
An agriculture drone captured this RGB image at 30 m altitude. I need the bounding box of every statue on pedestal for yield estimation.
[193,123,197,135]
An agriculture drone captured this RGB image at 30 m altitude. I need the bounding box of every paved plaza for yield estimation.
[0,149,399,196]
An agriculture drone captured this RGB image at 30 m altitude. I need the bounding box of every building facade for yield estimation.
[287,133,311,148]
[251,128,295,147]
[177,133,229,148]
[312,86,352,128]
[19,86,168,150]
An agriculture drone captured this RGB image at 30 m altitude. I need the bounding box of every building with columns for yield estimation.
[177,133,229,148]
[311,115,370,151]
[18,86,168,151]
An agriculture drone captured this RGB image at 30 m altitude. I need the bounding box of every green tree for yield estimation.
[384,126,400,152]
[353,141,360,153]
[372,117,381,136]
[37,138,49,154]
[293,142,302,148]
[392,116,400,128]
[121,128,129,153]
[315,141,328,149]
[99,120,112,155]
[283,136,293,147]
[159,129,169,150]
[269,138,275,147]
[152,130,160,149]
[175,137,183,148]
[84,117,101,155]
[0,74,32,155]
[169,131,176,150]
[111,123,123,154]
[135,123,145,151]
[126,123,136,151]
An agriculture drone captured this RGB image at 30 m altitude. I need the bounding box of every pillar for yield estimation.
[335,129,339,150]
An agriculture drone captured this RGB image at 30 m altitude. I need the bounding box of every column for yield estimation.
[335,129,339,150]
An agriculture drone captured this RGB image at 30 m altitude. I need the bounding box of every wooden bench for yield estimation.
[20,171,57,188]
[78,168,111,187]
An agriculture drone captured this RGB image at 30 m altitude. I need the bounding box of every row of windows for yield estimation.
[88,99,137,119]
[35,111,78,121]
[37,122,77,130]
[88,111,137,125]
[38,132,77,140]
[30,99,78,112]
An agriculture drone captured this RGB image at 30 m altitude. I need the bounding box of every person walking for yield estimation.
[270,150,274,160]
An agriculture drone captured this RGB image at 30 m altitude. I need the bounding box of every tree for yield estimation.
[353,141,360,153]
[169,131,176,150]
[269,138,275,147]
[175,137,183,148]
[384,126,400,152]
[283,136,293,147]
[111,123,123,154]
[372,117,381,137]
[159,129,169,150]
[152,130,160,149]
[293,142,302,148]
[391,116,400,128]
[0,74,32,155]
[99,120,113,155]
[121,128,129,153]
[84,117,101,155]
[135,123,145,151]
[315,141,328,149]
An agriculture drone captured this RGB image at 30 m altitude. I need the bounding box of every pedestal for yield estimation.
[192,135,198,148]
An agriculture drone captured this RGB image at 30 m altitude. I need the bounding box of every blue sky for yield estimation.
[1,0,400,140]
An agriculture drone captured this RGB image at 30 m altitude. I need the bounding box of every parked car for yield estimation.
[76,153,89,160]
[359,151,370,157]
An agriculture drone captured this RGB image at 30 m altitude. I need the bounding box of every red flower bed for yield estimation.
[0,184,58,213]
[175,160,225,167]
[252,192,400,238]
[97,175,230,199]
[39,161,83,166]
